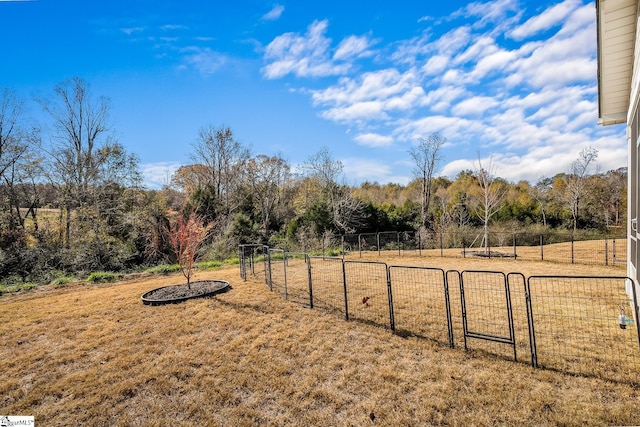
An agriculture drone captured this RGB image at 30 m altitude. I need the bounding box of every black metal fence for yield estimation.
[277,231,627,266]
[238,245,640,384]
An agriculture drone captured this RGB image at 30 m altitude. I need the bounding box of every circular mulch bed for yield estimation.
[141,279,231,305]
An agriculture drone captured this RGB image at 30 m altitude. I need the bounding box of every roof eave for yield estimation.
[596,0,637,126]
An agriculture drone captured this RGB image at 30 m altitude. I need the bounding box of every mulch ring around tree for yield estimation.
[141,280,231,305]
[465,250,516,258]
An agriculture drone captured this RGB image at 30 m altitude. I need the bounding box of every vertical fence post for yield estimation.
[440,231,444,257]
[358,233,362,258]
[283,252,289,300]
[459,272,468,350]
[504,273,518,362]
[342,235,345,260]
[418,232,422,256]
[524,278,538,368]
[377,233,381,257]
[540,235,544,261]
[613,239,617,263]
[571,235,575,264]
[462,235,466,258]
[444,270,455,349]
[342,260,349,321]
[605,238,609,266]
[307,255,314,309]
[386,266,395,332]
[267,248,273,290]
[397,232,401,257]
[513,233,517,259]
[239,245,246,280]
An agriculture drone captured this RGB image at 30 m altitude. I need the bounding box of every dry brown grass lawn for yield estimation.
[1,257,639,426]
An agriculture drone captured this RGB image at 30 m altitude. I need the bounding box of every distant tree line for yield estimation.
[0,78,627,285]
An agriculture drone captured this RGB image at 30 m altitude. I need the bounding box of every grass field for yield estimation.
[1,257,639,426]
[350,237,628,266]
[269,251,639,379]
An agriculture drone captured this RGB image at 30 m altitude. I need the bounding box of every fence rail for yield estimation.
[239,245,640,384]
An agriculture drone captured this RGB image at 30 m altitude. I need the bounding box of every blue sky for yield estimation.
[1,0,626,188]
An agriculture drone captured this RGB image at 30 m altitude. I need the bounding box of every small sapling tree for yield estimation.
[166,212,213,288]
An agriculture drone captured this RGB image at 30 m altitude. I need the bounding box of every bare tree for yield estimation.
[303,146,343,191]
[302,147,368,234]
[409,133,445,230]
[603,167,626,227]
[581,167,626,229]
[0,88,40,230]
[246,154,292,241]
[531,176,554,227]
[191,125,250,218]
[39,77,110,247]
[38,77,136,249]
[566,146,599,233]
[473,156,507,252]
[433,186,453,233]
[331,194,368,234]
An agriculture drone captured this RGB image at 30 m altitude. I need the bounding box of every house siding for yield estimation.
[627,3,640,312]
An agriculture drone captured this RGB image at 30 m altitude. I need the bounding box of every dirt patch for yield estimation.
[141,279,230,305]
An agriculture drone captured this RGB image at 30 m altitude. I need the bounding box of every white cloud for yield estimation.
[311,69,427,125]
[505,13,596,89]
[390,33,433,65]
[470,48,516,79]
[453,96,500,116]
[262,4,285,21]
[453,36,497,65]
[510,0,581,40]
[181,47,227,75]
[141,162,182,189]
[423,55,448,75]
[441,68,463,85]
[433,26,472,57]
[458,0,521,30]
[341,158,395,182]
[334,35,374,61]
[262,20,352,78]
[161,24,188,31]
[385,86,427,111]
[555,2,595,37]
[354,133,394,147]
[321,101,388,123]
[394,115,484,143]
[121,27,145,35]
[423,86,467,112]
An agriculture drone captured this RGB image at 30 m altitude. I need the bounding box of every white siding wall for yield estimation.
[628,4,640,313]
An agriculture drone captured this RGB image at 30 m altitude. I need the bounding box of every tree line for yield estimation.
[0,78,627,285]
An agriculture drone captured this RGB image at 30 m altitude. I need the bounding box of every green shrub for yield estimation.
[86,271,122,283]
[325,249,344,257]
[50,276,76,286]
[144,264,181,275]
[196,260,223,270]
[0,282,39,295]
